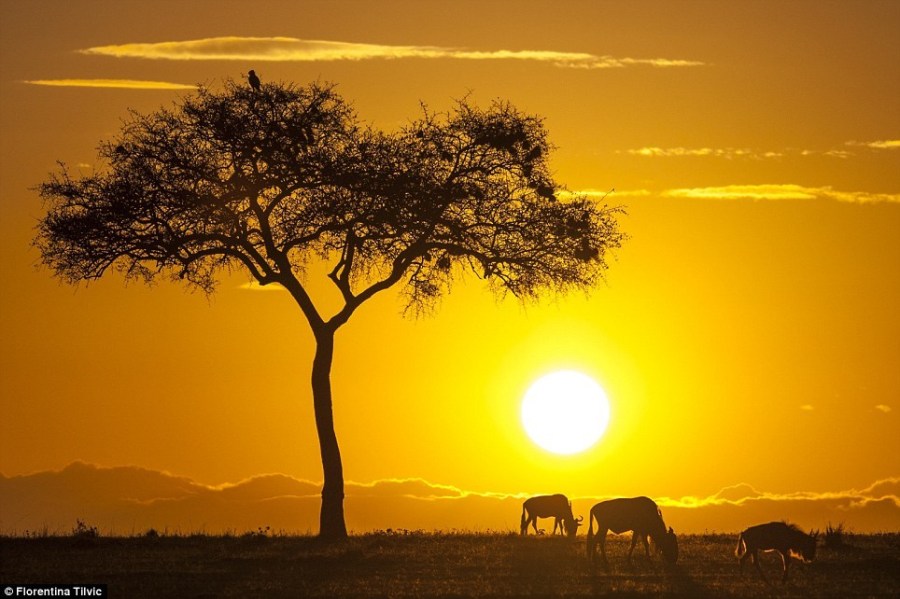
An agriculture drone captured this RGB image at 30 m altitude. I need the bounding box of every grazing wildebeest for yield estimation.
[586,496,678,567]
[736,521,818,583]
[520,494,583,538]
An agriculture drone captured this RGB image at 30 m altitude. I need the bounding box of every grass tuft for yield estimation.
[824,522,847,550]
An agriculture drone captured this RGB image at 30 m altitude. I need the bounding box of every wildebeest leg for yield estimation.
[641,534,650,559]
[627,532,639,563]
[752,551,769,584]
[739,549,751,576]
[531,516,539,535]
[780,551,790,583]
[553,517,561,535]
[599,529,610,569]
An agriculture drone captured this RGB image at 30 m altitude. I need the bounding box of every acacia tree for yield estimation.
[36,80,625,539]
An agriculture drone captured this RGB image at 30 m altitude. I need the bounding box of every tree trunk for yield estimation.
[311,326,348,540]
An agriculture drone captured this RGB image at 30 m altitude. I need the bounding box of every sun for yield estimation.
[521,370,611,455]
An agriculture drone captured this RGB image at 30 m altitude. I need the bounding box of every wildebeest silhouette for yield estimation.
[520,494,583,538]
[586,496,678,567]
[736,521,818,583]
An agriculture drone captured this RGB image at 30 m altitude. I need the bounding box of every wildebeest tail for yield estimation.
[520,505,527,535]
[735,533,746,558]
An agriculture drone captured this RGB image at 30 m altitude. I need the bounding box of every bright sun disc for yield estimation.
[521,370,610,455]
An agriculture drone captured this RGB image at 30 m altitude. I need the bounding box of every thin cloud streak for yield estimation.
[626,146,862,160]
[25,79,196,90]
[79,37,704,69]
[627,142,900,159]
[627,147,784,160]
[238,281,285,292]
[663,184,900,204]
[848,139,900,150]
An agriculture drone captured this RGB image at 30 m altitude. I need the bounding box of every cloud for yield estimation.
[663,184,900,204]
[847,140,900,150]
[626,146,862,160]
[650,478,900,534]
[626,147,782,160]
[875,404,892,413]
[824,151,853,158]
[711,483,765,502]
[24,79,196,90]
[2,462,898,535]
[625,141,900,159]
[238,281,285,292]
[212,473,320,501]
[862,478,900,498]
[655,477,900,510]
[347,478,465,500]
[78,37,704,70]
[346,478,523,502]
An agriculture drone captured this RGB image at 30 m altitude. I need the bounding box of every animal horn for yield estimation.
[576,516,584,523]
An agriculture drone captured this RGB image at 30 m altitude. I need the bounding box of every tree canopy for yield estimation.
[37,80,625,326]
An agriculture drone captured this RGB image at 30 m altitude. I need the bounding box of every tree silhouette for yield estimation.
[35,79,626,540]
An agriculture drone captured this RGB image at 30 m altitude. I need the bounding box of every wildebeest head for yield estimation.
[797,530,818,562]
[564,515,584,539]
[658,527,679,564]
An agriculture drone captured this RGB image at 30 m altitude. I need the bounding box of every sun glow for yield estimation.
[521,370,611,455]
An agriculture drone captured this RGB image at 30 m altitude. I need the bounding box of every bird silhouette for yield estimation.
[248,70,260,91]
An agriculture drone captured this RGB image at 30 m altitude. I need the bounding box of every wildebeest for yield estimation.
[586,496,678,567]
[520,494,583,538]
[736,521,818,583]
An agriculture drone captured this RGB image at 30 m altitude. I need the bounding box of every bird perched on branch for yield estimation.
[248,70,260,91]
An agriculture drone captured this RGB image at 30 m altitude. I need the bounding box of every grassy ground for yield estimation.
[2,532,898,597]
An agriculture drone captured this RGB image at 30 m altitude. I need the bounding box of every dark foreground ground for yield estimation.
[2,532,899,598]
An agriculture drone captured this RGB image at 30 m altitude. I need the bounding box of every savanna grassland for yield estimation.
[2,531,898,598]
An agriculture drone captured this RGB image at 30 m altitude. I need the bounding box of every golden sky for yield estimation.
[1,0,898,533]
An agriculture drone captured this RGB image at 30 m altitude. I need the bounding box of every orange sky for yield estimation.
[1,1,898,533]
